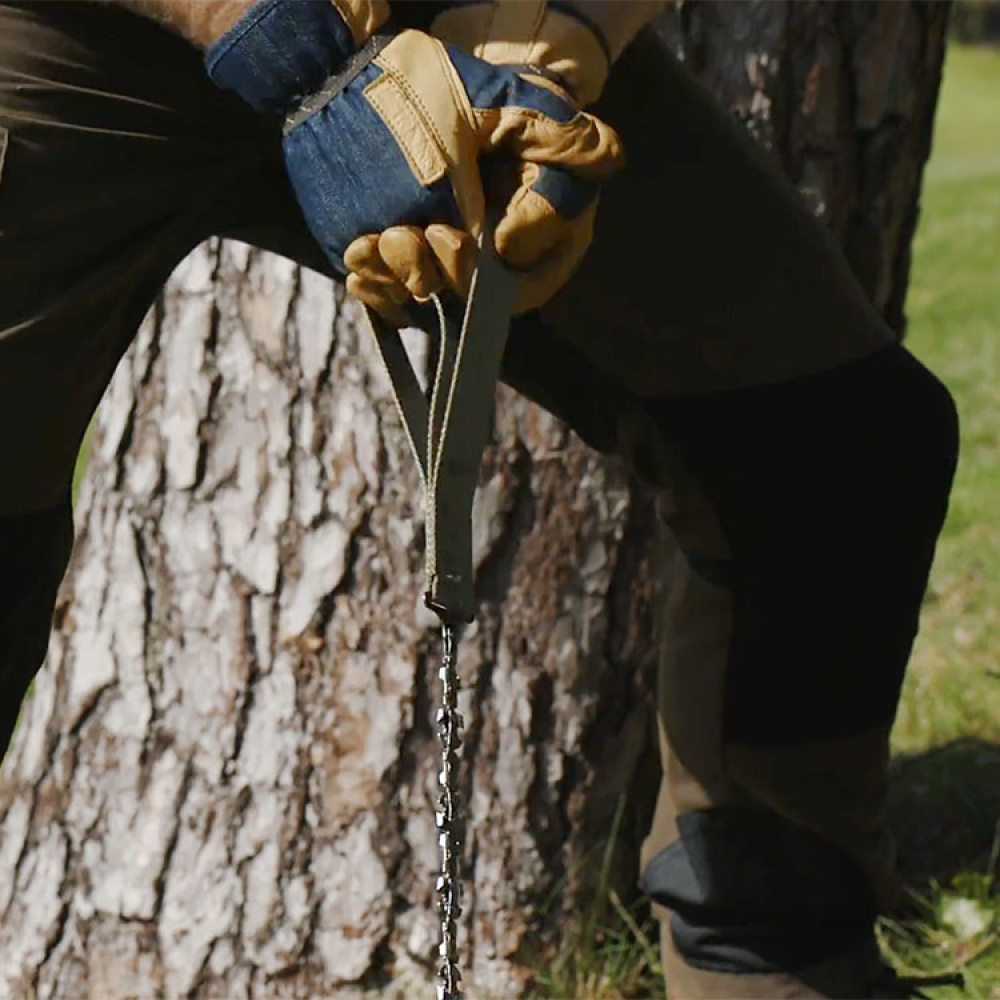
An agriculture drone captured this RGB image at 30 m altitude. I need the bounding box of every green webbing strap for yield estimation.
[364,225,517,625]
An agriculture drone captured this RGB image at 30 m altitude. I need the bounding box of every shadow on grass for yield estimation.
[880,740,1000,998]
[889,737,1000,885]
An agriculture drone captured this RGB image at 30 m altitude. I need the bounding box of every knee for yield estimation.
[650,342,959,553]
[642,344,960,745]
[827,345,959,586]
[876,347,959,527]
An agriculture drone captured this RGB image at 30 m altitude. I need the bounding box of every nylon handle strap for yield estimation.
[364,225,517,625]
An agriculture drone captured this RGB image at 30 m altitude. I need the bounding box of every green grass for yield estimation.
[877,864,1000,1000]
[896,43,1000,755]
[528,800,666,1000]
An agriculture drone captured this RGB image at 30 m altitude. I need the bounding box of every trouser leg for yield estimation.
[0,1,299,764]
[630,345,959,997]
[500,28,961,981]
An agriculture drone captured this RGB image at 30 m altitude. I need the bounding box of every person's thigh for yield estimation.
[0,1,279,515]
[0,1,316,757]
[536,27,894,401]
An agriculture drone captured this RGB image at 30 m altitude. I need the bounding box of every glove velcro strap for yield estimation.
[283,32,394,134]
[205,0,358,115]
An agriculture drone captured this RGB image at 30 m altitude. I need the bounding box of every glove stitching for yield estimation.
[378,71,447,158]
[364,75,448,185]
[375,42,466,166]
[204,0,283,76]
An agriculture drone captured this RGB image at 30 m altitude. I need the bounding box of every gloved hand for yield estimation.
[359,0,651,317]
[205,0,624,323]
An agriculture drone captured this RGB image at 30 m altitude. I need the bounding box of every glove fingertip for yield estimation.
[343,233,381,271]
[426,224,478,297]
[348,277,410,328]
[568,113,626,179]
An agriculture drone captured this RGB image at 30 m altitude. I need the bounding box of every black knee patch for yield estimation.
[640,808,877,974]
[646,345,959,745]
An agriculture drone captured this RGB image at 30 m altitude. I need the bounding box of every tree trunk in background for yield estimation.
[0,3,950,997]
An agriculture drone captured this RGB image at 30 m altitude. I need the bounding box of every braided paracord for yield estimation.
[435,624,465,1000]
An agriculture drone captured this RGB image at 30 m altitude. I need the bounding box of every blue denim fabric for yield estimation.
[531,162,598,221]
[281,61,464,273]
[207,0,600,275]
[205,0,354,115]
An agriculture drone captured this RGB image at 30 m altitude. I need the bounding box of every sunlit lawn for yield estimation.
[897,44,1000,752]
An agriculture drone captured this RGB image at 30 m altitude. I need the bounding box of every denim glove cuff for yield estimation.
[205,0,361,116]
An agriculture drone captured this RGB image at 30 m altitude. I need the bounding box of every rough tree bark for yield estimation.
[0,2,950,997]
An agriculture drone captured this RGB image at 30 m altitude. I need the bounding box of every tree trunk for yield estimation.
[0,3,949,997]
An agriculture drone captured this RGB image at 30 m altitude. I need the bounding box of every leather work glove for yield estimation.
[204,0,624,324]
[359,0,662,317]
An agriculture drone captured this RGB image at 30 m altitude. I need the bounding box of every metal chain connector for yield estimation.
[435,623,465,1000]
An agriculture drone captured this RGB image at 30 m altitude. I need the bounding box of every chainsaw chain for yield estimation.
[435,624,465,1000]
